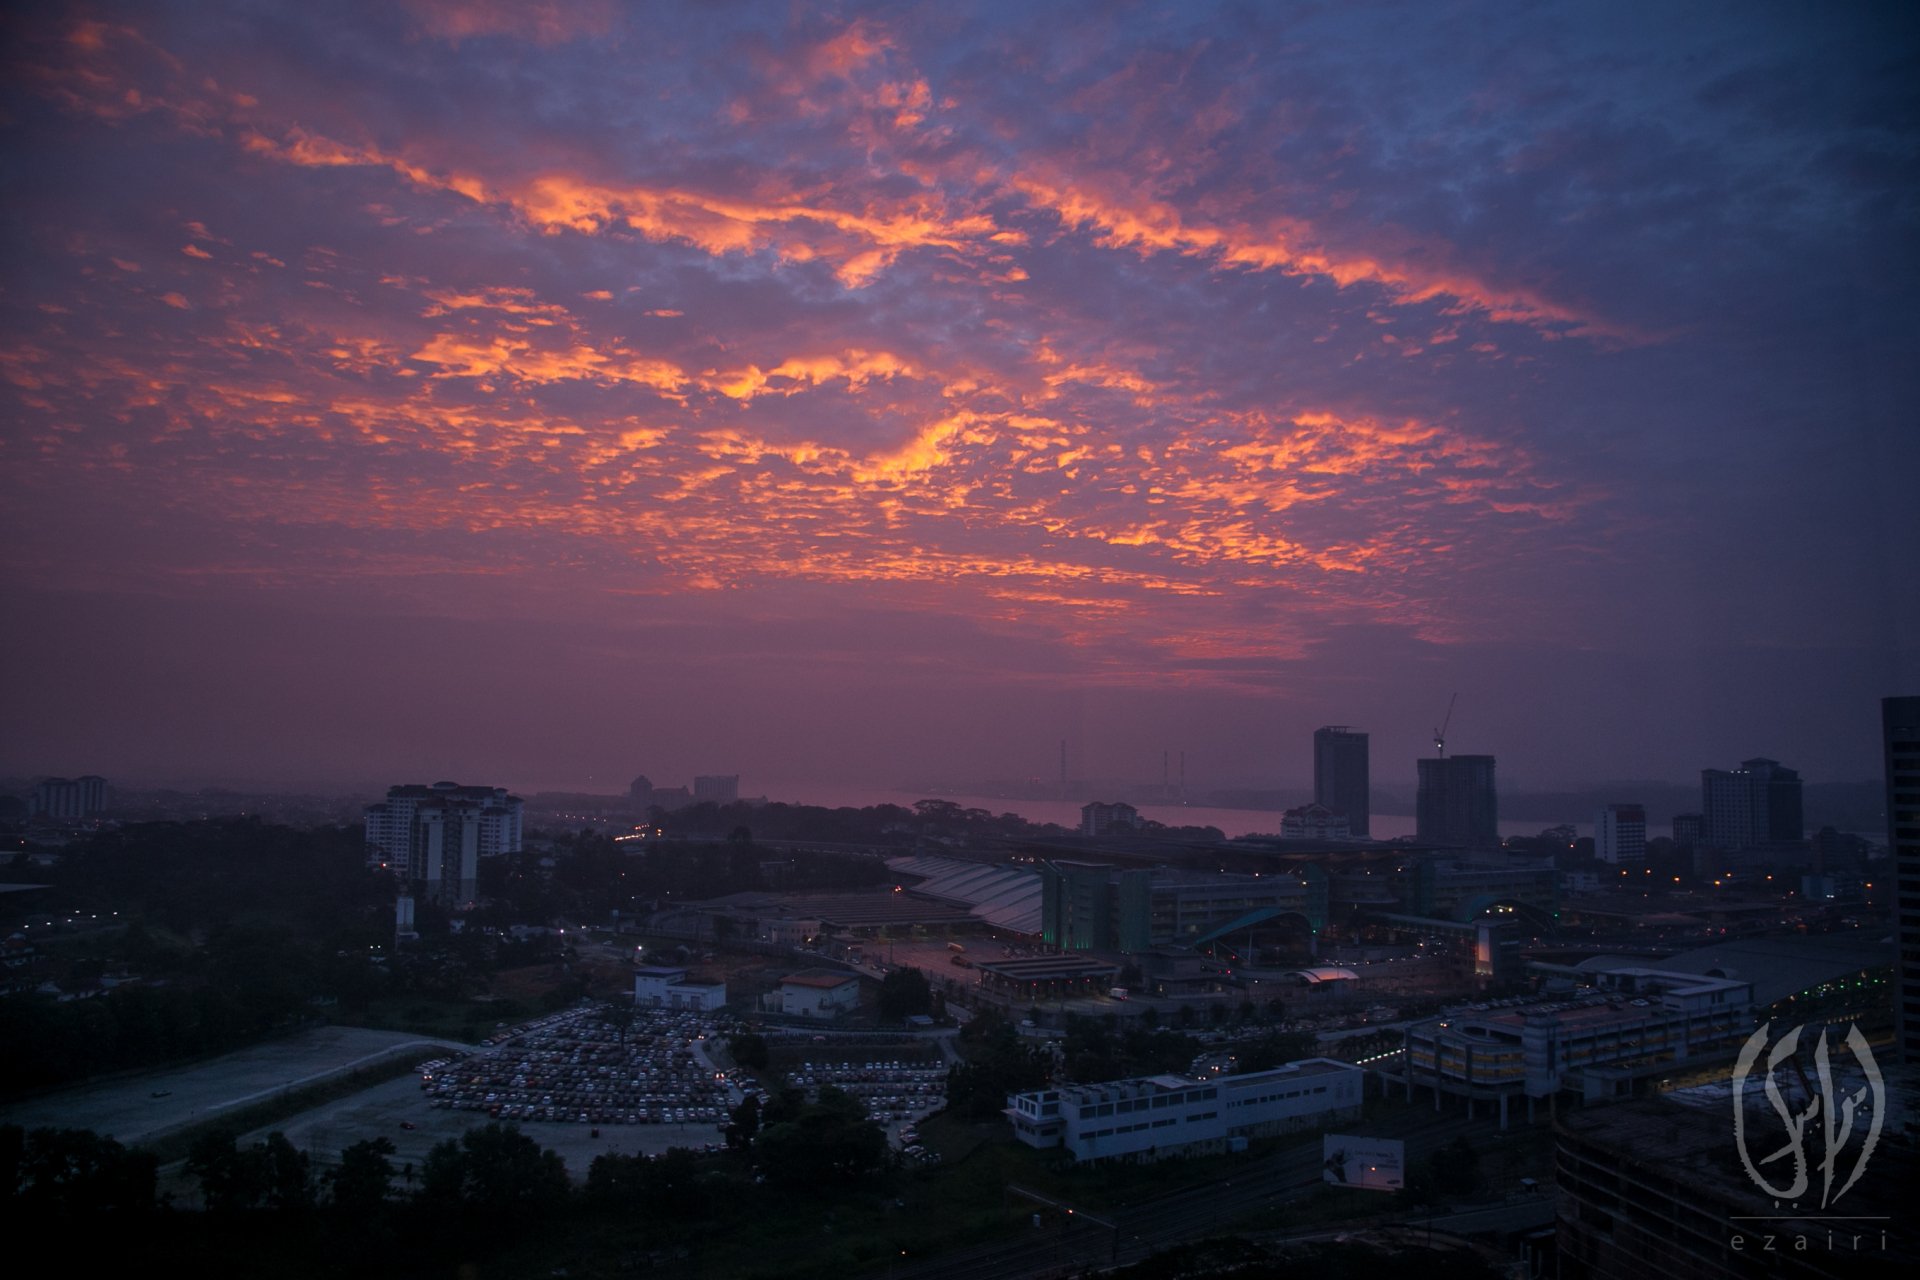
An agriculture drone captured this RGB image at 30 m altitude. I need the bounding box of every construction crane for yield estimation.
[1434,693,1458,758]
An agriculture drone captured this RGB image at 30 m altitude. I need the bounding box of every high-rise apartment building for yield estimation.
[1312,726,1370,837]
[364,782,523,909]
[28,775,106,821]
[1415,755,1498,848]
[1886,696,1920,1065]
[692,774,739,802]
[1594,803,1647,864]
[1079,801,1144,838]
[1699,757,1802,849]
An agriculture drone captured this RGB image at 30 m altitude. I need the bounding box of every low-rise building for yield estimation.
[773,968,862,1018]
[1007,1058,1362,1163]
[1403,967,1755,1126]
[1281,803,1351,840]
[634,964,729,1012]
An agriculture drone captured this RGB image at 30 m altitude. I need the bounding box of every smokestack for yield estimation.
[1059,738,1067,798]
[1180,751,1186,800]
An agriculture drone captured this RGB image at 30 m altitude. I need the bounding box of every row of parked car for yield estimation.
[790,1058,948,1128]
[419,1005,737,1127]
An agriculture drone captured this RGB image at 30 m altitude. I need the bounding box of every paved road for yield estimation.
[0,1026,462,1147]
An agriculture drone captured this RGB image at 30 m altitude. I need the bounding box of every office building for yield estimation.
[1700,757,1802,849]
[1558,1091,1916,1280]
[1038,860,1327,953]
[693,774,739,802]
[1007,1058,1362,1163]
[1313,726,1370,837]
[364,781,524,909]
[1403,967,1753,1126]
[1888,696,1920,1065]
[1415,754,1498,848]
[1595,803,1647,864]
[29,775,107,821]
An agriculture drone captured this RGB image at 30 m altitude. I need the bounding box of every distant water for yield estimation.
[529,777,1662,841]
[752,782,1631,842]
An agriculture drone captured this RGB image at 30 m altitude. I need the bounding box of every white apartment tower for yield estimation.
[365,781,523,909]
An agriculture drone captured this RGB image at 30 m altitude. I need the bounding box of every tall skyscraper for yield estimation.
[1885,697,1920,1065]
[1313,726,1370,837]
[1699,757,1802,849]
[364,781,524,908]
[1595,803,1647,864]
[1416,755,1498,848]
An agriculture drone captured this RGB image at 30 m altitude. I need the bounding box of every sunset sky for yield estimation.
[2,1,1914,798]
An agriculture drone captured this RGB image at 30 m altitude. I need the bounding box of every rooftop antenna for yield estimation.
[1434,693,1458,758]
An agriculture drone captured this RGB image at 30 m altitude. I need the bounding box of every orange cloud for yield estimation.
[403,0,616,46]
[1012,170,1623,339]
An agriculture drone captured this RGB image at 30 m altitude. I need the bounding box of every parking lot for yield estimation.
[235,1005,746,1178]
[420,1005,739,1128]
[783,1055,946,1121]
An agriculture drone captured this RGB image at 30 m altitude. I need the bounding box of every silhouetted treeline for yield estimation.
[641,796,1071,845]
[1,820,391,1094]
[2,1115,897,1278]
[472,830,890,926]
[38,817,388,936]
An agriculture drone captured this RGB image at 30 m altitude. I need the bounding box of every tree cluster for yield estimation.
[878,967,932,1021]
[945,1009,1051,1119]
[1058,1016,1198,1084]
[752,1085,890,1187]
[1,1125,157,1220]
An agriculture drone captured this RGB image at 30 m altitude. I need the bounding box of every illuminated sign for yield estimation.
[1322,1135,1405,1191]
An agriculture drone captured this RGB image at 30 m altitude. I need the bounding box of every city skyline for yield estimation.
[2,3,1915,793]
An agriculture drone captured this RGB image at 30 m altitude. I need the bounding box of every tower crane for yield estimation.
[1434,693,1458,758]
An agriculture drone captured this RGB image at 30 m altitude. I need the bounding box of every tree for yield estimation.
[8,1126,156,1217]
[729,1031,769,1071]
[188,1130,268,1212]
[759,1086,807,1127]
[879,967,932,1020]
[586,1146,709,1220]
[260,1131,314,1213]
[724,1094,761,1149]
[1236,1030,1316,1073]
[947,1010,1050,1118]
[328,1137,396,1215]
[418,1123,569,1220]
[754,1087,888,1187]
